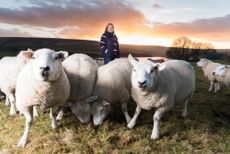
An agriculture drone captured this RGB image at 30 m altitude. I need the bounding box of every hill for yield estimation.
[0,37,168,58]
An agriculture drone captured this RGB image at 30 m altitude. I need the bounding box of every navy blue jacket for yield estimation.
[99,32,120,58]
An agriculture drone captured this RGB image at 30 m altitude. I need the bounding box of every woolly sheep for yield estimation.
[90,58,132,125]
[197,58,220,92]
[127,54,195,140]
[213,64,230,88]
[0,49,32,115]
[58,53,98,123]
[15,48,70,148]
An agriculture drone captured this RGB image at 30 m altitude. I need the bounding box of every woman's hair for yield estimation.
[105,23,114,32]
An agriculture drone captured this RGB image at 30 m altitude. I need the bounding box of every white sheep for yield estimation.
[127,54,195,140]
[90,58,133,125]
[58,53,98,123]
[213,64,230,89]
[15,48,70,148]
[0,49,32,115]
[197,58,220,92]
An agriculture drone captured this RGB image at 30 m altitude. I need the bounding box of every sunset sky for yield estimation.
[0,0,230,48]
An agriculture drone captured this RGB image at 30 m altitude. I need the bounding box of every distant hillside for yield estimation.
[216,49,230,55]
[0,37,168,58]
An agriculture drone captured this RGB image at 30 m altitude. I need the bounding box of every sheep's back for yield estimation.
[63,54,98,102]
[95,59,132,103]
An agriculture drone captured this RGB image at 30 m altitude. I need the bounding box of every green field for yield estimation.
[0,62,229,153]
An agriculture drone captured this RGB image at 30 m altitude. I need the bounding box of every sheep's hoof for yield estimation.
[5,102,10,107]
[151,134,159,140]
[127,122,135,129]
[51,122,58,130]
[56,115,63,121]
[182,111,187,117]
[17,140,26,148]
[33,111,38,118]
[10,110,17,116]
[126,117,132,124]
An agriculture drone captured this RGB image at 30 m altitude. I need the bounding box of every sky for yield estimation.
[0,0,230,48]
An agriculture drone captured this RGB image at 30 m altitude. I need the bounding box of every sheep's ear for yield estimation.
[102,100,110,106]
[154,63,165,71]
[86,95,98,103]
[56,51,69,61]
[21,49,34,59]
[128,54,139,66]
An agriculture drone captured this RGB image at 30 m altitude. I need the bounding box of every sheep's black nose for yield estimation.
[40,66,50,71]
[138,81,146,87]
[212,72,215,75]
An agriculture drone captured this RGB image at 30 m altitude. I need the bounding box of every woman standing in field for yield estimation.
[99,23,120,64]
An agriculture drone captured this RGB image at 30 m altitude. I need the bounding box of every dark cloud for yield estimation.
[152,3,162,9]
[0,28,30,37]
[153,14,230,41]
[0,0,145,30]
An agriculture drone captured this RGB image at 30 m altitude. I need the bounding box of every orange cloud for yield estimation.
[0,0,229,48]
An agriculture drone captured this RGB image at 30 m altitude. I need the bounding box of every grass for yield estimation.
[0,63,230,153]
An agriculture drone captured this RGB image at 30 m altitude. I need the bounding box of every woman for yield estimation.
[99,23,120,64]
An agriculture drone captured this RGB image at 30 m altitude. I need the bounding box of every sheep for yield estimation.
[15,48,70,148]
[57,53,98,123]
[213,64,230,89]
[127,54,195,140]
[196,58,220,92]
[90,58,133,125]
[0,49,32,115]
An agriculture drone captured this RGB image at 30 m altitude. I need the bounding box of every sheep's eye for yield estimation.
[54,56,58,60]
[150,69,154,73]
[100,109,104,114]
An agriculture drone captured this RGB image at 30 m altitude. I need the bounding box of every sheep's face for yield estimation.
[128,54,165,91]
[213,65,229,77]
[90,100,110,126]
[71,102,91,123]
[197,58,208,67]
[29,49,68,81]
[70,95,98,123]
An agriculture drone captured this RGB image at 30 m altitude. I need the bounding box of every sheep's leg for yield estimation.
[50,106,60,130]
[218,83,221,90]
[9,93,17,116]
[214,82,219,93]
[208,82,214,92]
[182,99,189,117]
[33,106,38,117]
[127,105,142,129]
[56,108,64,121]
[5,96,10,106]
[17,107,33,148]
[151,106,168,140]
[121,102,131,123]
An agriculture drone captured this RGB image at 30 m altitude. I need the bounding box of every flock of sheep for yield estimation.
[0,48,229,148]
[197,58,230,92]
